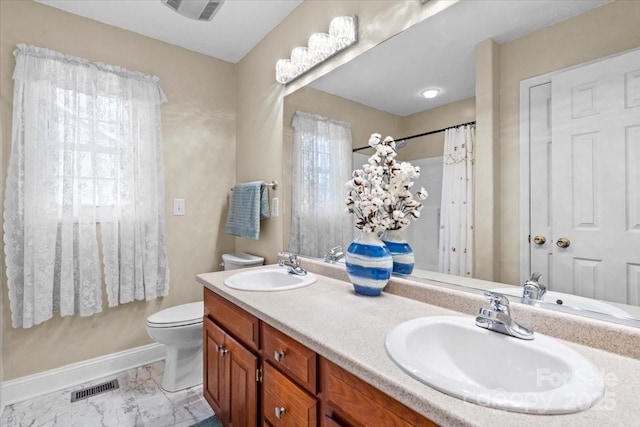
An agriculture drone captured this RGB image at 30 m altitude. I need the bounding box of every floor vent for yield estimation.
[70,379,119,403]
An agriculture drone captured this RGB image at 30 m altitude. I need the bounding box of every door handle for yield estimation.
[533,235,546,245]
[556,237,570,248]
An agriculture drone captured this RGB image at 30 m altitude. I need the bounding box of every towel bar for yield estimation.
[230,180,277,191]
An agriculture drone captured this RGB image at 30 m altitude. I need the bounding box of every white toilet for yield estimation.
[145,252,264,392]
[146,302,204,392]
[221,252,265,270]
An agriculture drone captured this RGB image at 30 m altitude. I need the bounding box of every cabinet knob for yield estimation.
[274,350,286,361]
[218,346,229,356]
[275,407,286,419]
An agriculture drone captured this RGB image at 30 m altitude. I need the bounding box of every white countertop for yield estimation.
[197,265,640,427]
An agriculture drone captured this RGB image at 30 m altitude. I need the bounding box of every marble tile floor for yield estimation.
[1,361,215,427]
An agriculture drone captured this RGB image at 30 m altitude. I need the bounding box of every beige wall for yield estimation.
[0,0,237,379]
[399,97,475,161]
[235,0,459,263]
[497,0,640,284]
[474,39,501,282]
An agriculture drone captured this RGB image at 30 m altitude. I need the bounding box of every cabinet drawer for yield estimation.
[322,416,343,427]
[204,288,259,351]
[262,322,317,393]
[321,358,437,427]
[263,362,317,427]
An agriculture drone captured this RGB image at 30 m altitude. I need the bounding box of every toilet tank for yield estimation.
[222,252,265,270]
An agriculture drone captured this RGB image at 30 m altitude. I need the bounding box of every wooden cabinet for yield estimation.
[320,358,437,427]
[203,316,258,427]
[204,287,437,427]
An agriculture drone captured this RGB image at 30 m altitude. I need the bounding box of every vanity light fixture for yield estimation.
[421,89,440,99]
[275,16,358,85]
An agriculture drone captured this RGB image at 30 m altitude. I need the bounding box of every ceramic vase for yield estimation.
[345,231,393,296]
[382,229,415,276]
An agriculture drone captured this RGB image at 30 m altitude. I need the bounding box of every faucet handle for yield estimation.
[329,246,343,255]
[484,291,510,312]
[529,272,542,282]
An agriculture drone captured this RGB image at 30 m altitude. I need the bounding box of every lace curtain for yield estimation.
[290,112,353,258]
[438,124,475,277]
[4,44,169,328]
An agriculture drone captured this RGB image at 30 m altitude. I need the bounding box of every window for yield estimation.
[5,44,169,328]
[290,111,354,258]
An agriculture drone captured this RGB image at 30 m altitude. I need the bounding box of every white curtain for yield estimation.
[290,112,353,258]
[4,44,169,328]
[438,124,475,277]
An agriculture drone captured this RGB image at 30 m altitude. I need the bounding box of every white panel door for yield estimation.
[550,48,640,304]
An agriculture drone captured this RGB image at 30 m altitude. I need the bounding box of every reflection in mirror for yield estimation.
[282,0,640,327]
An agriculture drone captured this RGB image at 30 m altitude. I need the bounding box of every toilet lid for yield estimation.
[146,302,203,328]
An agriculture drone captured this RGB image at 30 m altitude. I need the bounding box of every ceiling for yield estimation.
[35,0,303,63]
[309,0,611,117]
[35,0,611,111]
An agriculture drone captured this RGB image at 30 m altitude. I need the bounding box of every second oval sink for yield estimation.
[385,316,604,414]
[224,268,317,291]
[491,287,631,318]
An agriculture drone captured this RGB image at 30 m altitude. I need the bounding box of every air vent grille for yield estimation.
[199,1,222,21]
[166,0,182,11]
[71,379,119,403]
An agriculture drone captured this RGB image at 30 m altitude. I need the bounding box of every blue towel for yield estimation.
[225,181,271,239]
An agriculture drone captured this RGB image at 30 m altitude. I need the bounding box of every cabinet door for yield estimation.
[203,317,226,419]
[205,288,259,351]
[225,332,259,427]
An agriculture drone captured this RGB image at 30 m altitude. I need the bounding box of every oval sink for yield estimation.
[224,268,317,291]
[385,316,604,414]
[492,287,630,318]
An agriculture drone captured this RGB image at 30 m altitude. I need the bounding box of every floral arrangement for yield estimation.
[346,133,428,233]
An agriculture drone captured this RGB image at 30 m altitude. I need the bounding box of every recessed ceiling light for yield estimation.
[421,89,440,99]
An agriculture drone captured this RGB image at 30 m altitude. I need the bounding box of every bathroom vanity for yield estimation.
[202,286,436,426]
[198,261,640,427]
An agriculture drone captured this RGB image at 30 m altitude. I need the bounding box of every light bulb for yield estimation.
[421,89,440,99]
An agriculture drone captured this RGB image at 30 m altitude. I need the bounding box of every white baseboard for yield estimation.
[1,343,165,407]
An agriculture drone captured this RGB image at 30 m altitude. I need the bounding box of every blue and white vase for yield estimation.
[345,231,393,296]
[382,229,415,276]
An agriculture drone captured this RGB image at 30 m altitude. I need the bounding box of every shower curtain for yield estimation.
[438,124,475,277]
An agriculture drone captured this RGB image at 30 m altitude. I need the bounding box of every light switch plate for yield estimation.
[173,199,185,216]
[271,197,279,217]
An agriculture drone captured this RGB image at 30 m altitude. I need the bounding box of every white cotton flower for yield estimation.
[368,133,382,147]
[347,132,430,232]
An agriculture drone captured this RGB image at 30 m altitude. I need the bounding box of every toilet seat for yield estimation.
[146,302,204,328]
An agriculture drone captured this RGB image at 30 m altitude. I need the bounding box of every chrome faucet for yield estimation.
[523,272,546,301]
[475,292,534,340]
[324,246,345,263]
[278,253,307,276]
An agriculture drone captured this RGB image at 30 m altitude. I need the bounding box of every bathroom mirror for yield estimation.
[282,0,640,327]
